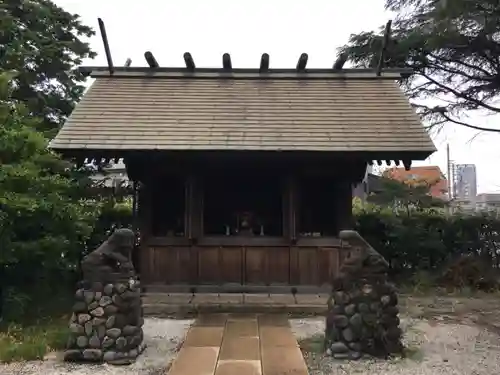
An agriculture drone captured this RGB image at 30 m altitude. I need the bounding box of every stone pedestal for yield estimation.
[64,277,146,365]
[324,230,403,360]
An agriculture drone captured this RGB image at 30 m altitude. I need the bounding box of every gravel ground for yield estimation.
[290,316,500,375]
[0,318,193,375]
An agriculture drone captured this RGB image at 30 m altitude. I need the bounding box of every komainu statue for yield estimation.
[81,228,136,282]
[65,228,146,365]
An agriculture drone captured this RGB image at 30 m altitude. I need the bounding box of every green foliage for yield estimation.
[367,177,446,211]
[1,0,96,134]
[0,70,101,320]
[0,317,69,362]
[338,0,500,132]
[354,204,500,287]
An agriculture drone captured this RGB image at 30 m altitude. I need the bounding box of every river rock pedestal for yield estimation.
[64,277,146,365]
[324,230,403,360]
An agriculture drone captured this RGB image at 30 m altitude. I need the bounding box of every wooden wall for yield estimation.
[140,243,348,286]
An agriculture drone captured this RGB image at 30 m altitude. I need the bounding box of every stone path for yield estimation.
[167,313,309,375]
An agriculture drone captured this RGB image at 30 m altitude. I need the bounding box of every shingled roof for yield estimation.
[50,68,436,158]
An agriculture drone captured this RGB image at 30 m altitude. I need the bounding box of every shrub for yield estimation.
[354,203,500,287]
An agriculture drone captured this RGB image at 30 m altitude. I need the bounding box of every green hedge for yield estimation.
[353,203,500,281]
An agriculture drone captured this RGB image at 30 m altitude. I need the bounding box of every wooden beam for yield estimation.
[183,52,195,71]
[403,159,412,171]
[222,53,232,70]
[97,18,114,75]
[144,51,159,68]
[296,53,308,71]
[260,53,269,72]
[376,20,392,76]
[333,53,347,70]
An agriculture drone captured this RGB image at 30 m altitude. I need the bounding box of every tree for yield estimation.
[0,71,100,319]
[1,0,96,135]
[367,176,446,213]
[338,0,500,132]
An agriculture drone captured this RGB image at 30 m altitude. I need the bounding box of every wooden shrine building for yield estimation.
[50,20,436,292]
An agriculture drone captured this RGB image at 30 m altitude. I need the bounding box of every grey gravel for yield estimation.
[290,316,500,375]
[0,318,193,375]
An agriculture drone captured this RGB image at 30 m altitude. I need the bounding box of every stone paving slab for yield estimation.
[215,360,262,375]
[261,346,309,375]
[219,336,260,360]
[167,347,219,375]
[166,313,308,375]
[183,326,224,347]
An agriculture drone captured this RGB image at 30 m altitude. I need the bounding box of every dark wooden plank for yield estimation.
[297,247,319,285]
[266,247,290,284]
[198,247,220,284]
[245,247,268,285]
[219,247,243,284]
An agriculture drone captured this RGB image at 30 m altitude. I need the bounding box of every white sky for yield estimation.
[55,0,500,193]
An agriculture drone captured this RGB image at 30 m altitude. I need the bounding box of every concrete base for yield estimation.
[142,292,328,317]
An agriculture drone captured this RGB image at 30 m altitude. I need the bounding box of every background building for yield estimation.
[452,164,477,201]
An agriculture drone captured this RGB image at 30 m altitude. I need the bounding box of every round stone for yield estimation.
[84,291,95,304]
[342,328,355,342]
[381,295,391,305]
[116,337,127,350]
[107,328,122,338]
[344,304,356,316]
[103,351,117,362]
[82,349,102,361]
[84,321,93,336]
[362,284,373,295]
[76,336,88,348]
[70,323,84,334]
[89,335,101,348]
[349,313,363,328]
[357,303,370,313]
[333,315,349,328]
[100,296,113,307]
[91,307,105,317]
[93,317,107,326]
[103,284,114,295]
[88,301,99,311]
[103,336,115,348]
[64,349,83,361]
[333,352,351,360]
[94,291,102,300]
[333,291,345,305]
[78,314,92,325]
[330,342,349,354]
[97,325,107,339]
[106,316,116,328]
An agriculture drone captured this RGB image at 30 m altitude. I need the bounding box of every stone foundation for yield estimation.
[324,230,403,360]
[64,278,146,365]
[325,279,402,359]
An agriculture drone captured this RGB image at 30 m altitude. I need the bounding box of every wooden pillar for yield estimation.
[283,175,297,243]
[185,174,202,242]
[335,180,354,232]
